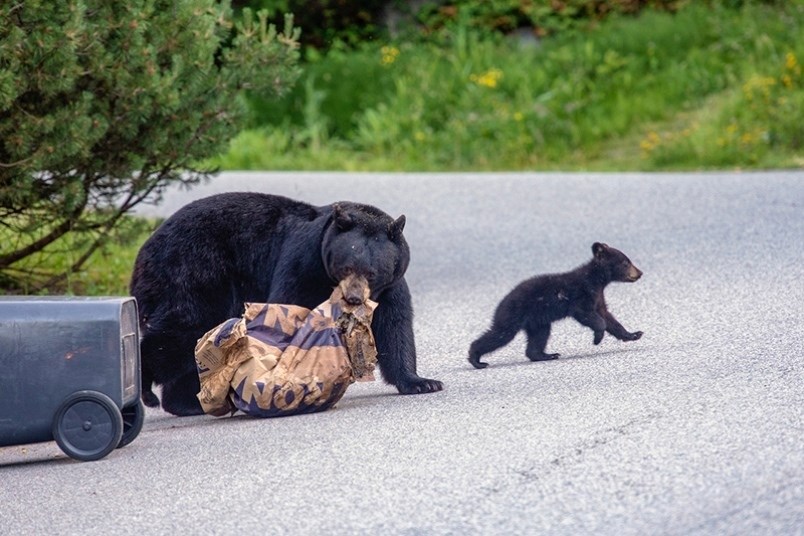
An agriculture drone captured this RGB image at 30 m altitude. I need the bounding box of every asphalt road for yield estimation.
[2,172,803,535]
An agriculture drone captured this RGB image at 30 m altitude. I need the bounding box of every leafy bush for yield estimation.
[0,1,300,293]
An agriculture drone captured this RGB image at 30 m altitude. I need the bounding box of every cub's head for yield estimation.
[592,242,642,283]
[322,202,410,302]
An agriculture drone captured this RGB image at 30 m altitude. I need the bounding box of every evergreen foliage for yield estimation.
[0,0,300,292]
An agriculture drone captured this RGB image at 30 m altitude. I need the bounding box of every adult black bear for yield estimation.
[468,242,643,369]
[130,192,443,416]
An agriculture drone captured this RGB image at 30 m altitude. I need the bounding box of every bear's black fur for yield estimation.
[130,192,443,416]
[468,243,643,369]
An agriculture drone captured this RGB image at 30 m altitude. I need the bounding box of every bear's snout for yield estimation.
[339,274,371,305]
[345,294,364,306]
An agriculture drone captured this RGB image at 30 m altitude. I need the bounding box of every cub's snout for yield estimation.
[628,265,643,282]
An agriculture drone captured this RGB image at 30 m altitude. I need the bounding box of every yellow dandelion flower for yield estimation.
[380,46,400,66]
[785,52,798,71]
[471,68,503,88]
[640,132,660,152]
[513,112,524,122]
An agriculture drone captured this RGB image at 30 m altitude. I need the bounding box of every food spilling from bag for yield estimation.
[194,275,378,417]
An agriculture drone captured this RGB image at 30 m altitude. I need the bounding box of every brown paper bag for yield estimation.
[195,281,377,417]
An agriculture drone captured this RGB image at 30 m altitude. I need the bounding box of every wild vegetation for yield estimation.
[217,1,803,171]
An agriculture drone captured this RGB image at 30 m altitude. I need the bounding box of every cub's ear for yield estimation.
[389,214,406,240]
[333,204,354,231]
[592,242,609,258]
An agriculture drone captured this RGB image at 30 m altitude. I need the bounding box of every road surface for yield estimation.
[2,172,803,535]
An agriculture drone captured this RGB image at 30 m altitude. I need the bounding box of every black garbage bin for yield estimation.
[0,297,144,461]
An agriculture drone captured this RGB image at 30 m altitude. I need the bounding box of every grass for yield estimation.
[213,2,804,171]
[0,216,157,296]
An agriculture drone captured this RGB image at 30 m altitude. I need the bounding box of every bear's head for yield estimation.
[322,202,410,303]
[592,242,643,283]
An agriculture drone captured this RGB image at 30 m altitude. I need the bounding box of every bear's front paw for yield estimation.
[593,331,605,345]
[397,376,444,394]
[627,331,643,341]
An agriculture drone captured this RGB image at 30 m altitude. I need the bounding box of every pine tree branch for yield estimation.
[0,179,89,269]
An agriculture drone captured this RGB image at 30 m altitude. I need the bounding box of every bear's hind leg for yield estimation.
[524,321,559,361]
[160,370,205,416]
[140,362,160,408]
[468,323,520,369]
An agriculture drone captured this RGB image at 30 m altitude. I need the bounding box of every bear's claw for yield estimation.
[397,377,444,394]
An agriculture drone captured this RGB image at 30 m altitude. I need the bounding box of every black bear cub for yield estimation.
[468,243,643,369]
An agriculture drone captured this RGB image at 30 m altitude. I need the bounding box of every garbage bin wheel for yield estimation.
[118,400,145,448]
[52,391,124,461]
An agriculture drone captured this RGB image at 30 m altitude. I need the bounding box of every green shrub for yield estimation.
[0,1,300,293]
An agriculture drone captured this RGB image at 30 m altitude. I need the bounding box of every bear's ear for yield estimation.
[592,242,609,258]
[389,214,406,240]
[333,204,354,231]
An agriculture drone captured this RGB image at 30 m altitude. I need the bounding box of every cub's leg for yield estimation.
[468,323,520,369]
[572,310,607,345]
[601,309,643,342]
[524,320,559,361]
[469,294,524,369]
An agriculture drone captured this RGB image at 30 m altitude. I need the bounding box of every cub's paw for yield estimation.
[528,352,560,362]
[468,356,489,369]
[397,377,444,394]
[627,331,643,341]
[593,331,605,345]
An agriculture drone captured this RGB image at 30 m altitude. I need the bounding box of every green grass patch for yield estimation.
[0,216,157,296]
[212,2,804,171]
